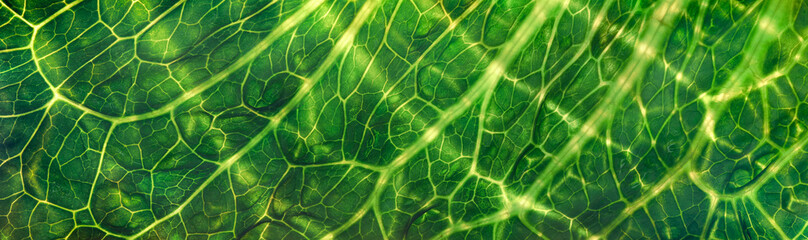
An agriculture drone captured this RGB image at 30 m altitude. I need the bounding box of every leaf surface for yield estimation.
[2,0,808,239]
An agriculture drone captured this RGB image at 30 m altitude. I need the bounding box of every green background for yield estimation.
[1,0,807,239]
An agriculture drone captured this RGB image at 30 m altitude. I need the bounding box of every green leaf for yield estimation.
[2,0,808,239]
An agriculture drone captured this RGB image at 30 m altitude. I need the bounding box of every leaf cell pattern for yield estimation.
[1,0,808,239]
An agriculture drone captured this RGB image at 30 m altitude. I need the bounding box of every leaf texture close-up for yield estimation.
[2,0,808,239]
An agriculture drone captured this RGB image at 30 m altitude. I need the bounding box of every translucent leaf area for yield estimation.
[2,0,808,239]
